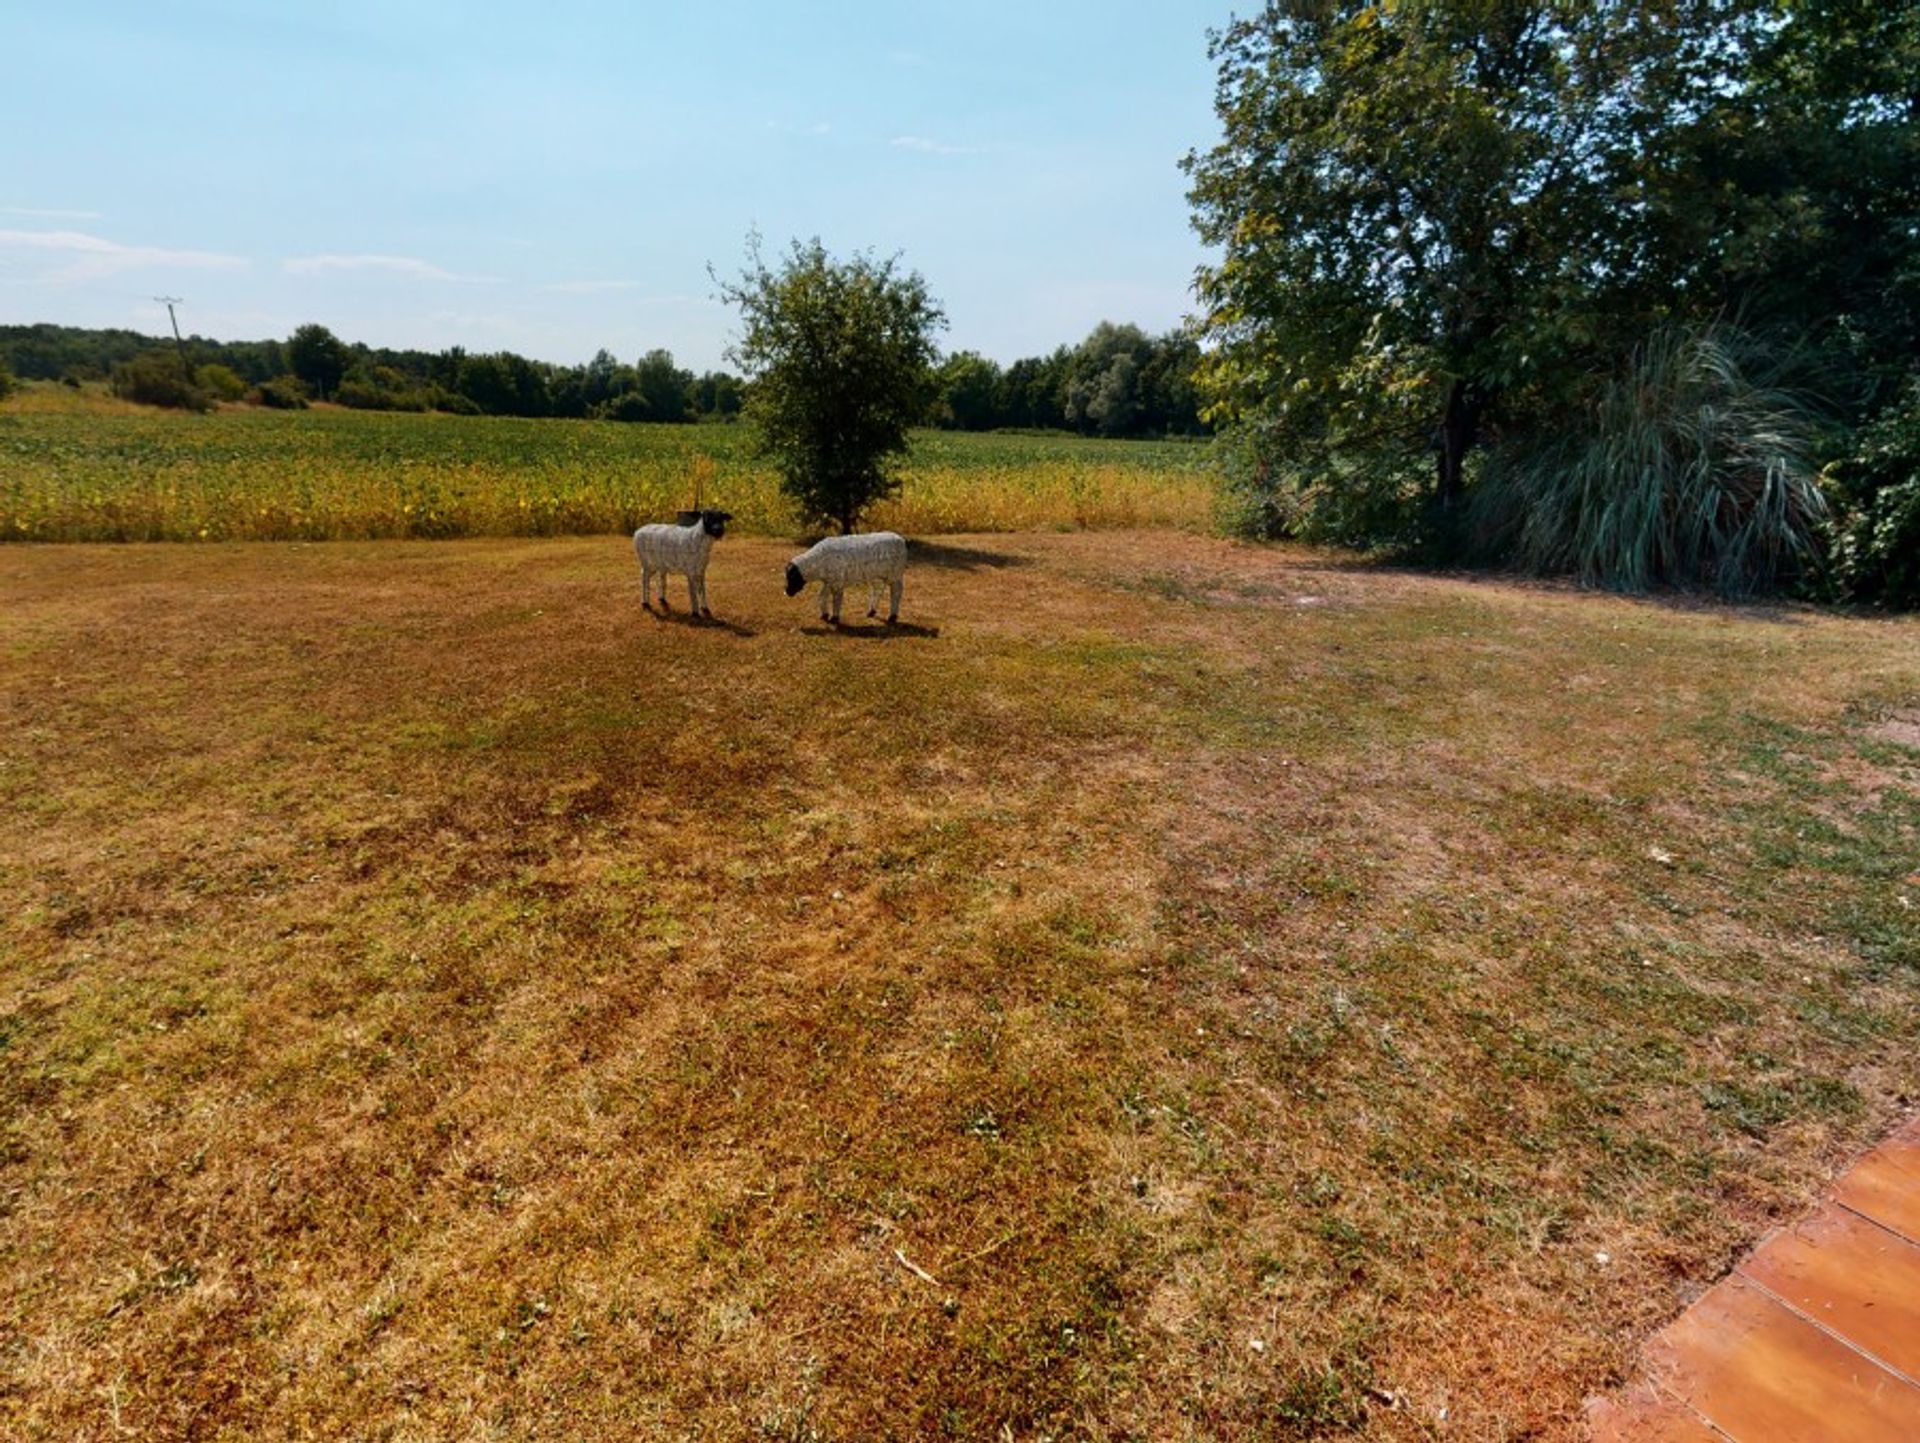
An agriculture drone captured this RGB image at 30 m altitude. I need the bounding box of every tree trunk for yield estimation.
[1436,379,1481,510]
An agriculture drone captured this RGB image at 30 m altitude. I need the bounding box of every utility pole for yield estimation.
[154,296,190,382]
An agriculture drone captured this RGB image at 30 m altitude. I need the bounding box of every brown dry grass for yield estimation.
[2,533,1916,1440]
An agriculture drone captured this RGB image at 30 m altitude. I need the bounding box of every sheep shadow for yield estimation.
[798,621,941,640]
[644,606,757,638]
[906,539,1032,572]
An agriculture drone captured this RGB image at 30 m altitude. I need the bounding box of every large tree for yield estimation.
[719,237,945,534]
[932,351,1004,431]
[287,323,350,401]
[1662,0,1919,409]
[632,348,694,423]
[1184,1,1757,513]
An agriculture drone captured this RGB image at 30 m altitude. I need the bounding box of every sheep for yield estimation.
[784,532,909,624]
[633,509,732,617]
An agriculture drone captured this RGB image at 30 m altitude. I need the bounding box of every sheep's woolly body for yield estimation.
[791,532,908,588]
[789,532,909,623]
[633,523,716,575]
[633,512,729,615]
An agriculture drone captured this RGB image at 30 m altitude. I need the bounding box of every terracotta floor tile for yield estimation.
[1587,1385,1727,1441]
[1738,1202,1920,1382]
[1646,1276,1920,1443]
[1833,1131,1920,1245]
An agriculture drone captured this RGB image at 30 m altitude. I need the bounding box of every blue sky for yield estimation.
[3,2,1225,372]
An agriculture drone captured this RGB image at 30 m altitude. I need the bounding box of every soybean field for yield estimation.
[0,393,1215,542]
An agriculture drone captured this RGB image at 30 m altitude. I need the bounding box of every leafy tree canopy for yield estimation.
[719,236,946,534]
[287,323,351,401]
[1184,0,1768,509]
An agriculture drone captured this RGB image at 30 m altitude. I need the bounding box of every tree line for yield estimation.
[929,324,1207,437]
[0,322,746,423]
[0,318,1209,439]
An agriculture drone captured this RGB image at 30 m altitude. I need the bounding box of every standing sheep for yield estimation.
[633,509,732,617]
[784,532,909,624]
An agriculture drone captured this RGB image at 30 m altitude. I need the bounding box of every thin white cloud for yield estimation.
[890,135,982,156]
[540,281,707,303]
[0,228,247,280]
[541,279,646,294]
[2,207,103,221]
[283,253,497,283]
[767,120,832,136]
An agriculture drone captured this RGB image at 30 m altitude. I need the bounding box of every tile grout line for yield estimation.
[1645,1375,1743,1443]
[1729,1267,1920,1393]
[1833,1195,1920,1251]
[1593,1114,1920,1441]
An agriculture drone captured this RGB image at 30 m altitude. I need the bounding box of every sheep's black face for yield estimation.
[700,509,732,539]
[784,562,805,597]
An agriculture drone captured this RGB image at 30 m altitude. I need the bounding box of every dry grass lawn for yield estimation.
[2,532,1916,1440]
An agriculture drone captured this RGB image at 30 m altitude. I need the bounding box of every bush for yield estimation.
[430,389,481,416]
[336,379,428,412]
[1216,414,1432,552]
[195,364,248,402]
[594,391,652,422]
[0,358,14,403]
[1824,381,1920,608]
[110,352,210,411]
[1469,324,1826,595]
[249,375,310,410]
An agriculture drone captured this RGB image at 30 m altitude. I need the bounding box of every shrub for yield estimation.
[336,379,428,412]
[249,375,310,410]
[1469,324,1826,595]
[110,352,210,412]
[1216,414,1433,552]
[195,364,248,402]
[1824,381,1920,609]
[593,391,652,423]
[0,358,14,403]
[430,389,481,416]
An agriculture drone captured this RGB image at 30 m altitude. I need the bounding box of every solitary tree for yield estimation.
[718,236,945,534]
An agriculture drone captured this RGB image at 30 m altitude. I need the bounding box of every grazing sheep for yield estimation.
[784,532,909,624]
[633,509,732,617]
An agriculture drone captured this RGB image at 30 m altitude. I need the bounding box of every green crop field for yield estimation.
[0,389,1215,542]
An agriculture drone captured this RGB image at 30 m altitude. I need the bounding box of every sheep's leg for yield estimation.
[887,576,902,623]
[639,563,652,608]
[831,586,845,624]
[866,579,881,618]
[818,581,832,622]
[658,571,671,610]
[695,573,712,617]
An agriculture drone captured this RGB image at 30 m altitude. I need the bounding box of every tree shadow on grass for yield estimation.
[1260,550,1821,627]
[906,539,1033,572]
[797,621,941,640]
